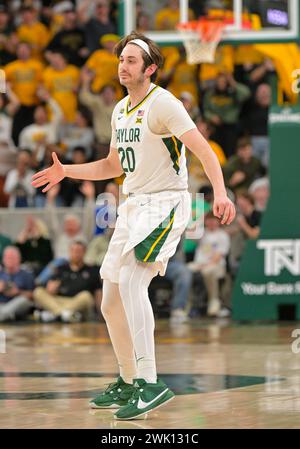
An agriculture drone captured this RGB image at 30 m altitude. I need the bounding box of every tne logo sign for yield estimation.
[257,240,300,276]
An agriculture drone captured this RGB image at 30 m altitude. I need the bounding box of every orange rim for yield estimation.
[177,19,225,43]
[177,16,252,42]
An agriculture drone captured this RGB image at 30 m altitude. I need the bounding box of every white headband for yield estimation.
[129,39,152,59]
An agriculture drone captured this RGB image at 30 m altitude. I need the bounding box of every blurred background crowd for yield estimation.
[0,0,277,324]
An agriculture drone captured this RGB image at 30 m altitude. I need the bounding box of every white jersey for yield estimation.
[111,84,195,195]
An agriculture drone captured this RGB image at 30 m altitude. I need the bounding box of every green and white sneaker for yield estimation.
[89,376,135,409]
[114,378,175,420]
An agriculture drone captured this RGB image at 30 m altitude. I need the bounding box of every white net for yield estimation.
[181,38,219,64]
[178,21,225,65]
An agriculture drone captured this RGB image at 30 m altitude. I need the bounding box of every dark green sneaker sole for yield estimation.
[114,390,175,420]
[89,400,124,409]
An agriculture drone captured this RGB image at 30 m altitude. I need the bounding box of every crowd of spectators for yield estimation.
[0,0,276,323]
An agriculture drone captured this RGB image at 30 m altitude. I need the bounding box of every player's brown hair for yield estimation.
[114,31,164,82]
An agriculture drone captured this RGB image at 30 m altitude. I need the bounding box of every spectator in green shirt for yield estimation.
[223,137,265,193]
[203,72,251,157]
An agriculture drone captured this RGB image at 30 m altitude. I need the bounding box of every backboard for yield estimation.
[121,0,300,45]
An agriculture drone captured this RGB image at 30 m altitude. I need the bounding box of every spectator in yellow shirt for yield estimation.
[85,34,123,99]
[199,45,234,89]
[42,50,80,123]
[4,42,44,145]
[16,5,50,60]
[188,117,226,193]
[159,46,198,101]
[155,0,194,30]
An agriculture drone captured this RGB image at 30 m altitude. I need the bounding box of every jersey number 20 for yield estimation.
[118,147,136,173]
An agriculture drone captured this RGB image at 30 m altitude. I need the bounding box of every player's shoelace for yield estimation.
[102,381,121,396]
[127,386,143,404]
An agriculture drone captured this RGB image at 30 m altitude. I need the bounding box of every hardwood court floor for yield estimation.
[0,319,300,429]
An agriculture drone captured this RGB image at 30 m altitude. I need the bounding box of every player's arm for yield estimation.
[180,128,225,193]
[180,128,235,225]
[31,147,123,193]
[150,95,235,225]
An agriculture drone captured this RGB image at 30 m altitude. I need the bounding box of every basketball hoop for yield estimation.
[177,18,226,65]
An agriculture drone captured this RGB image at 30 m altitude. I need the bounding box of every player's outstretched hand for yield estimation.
[213,195,236,225]
[31,152,65,193]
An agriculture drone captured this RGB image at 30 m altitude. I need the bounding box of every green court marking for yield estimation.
[0,373,285,400]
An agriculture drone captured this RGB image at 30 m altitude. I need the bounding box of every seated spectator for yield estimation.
[188,211,230,317]
[60,108,95,160]
[203,72,251,157]
[0,246,34,322]
[4,149,36,208]
[249,177,269,212]
[33,240,101,322]
[36,181,95,285]
[228,191,262,275]
[164,239,193,324]
[236,191,261,240]
[16,215,53,276]
[84,231,110,268]
[19,89,63,154]
[223,137,265,193]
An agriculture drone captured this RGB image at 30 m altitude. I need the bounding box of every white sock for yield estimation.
[119,251,158,384]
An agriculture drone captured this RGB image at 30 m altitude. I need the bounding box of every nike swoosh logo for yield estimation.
[137,388,169,410]
[140,201,151,207]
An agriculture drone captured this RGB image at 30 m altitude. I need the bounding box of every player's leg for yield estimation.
[115,251,174,420]
[90,279,137,408]
[119,251,158,383]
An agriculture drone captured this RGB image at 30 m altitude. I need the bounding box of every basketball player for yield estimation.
[32,32,235,420]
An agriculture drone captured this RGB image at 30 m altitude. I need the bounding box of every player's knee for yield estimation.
[100,298,112,319]
[118,265,131,299]
[100,293,121,319]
